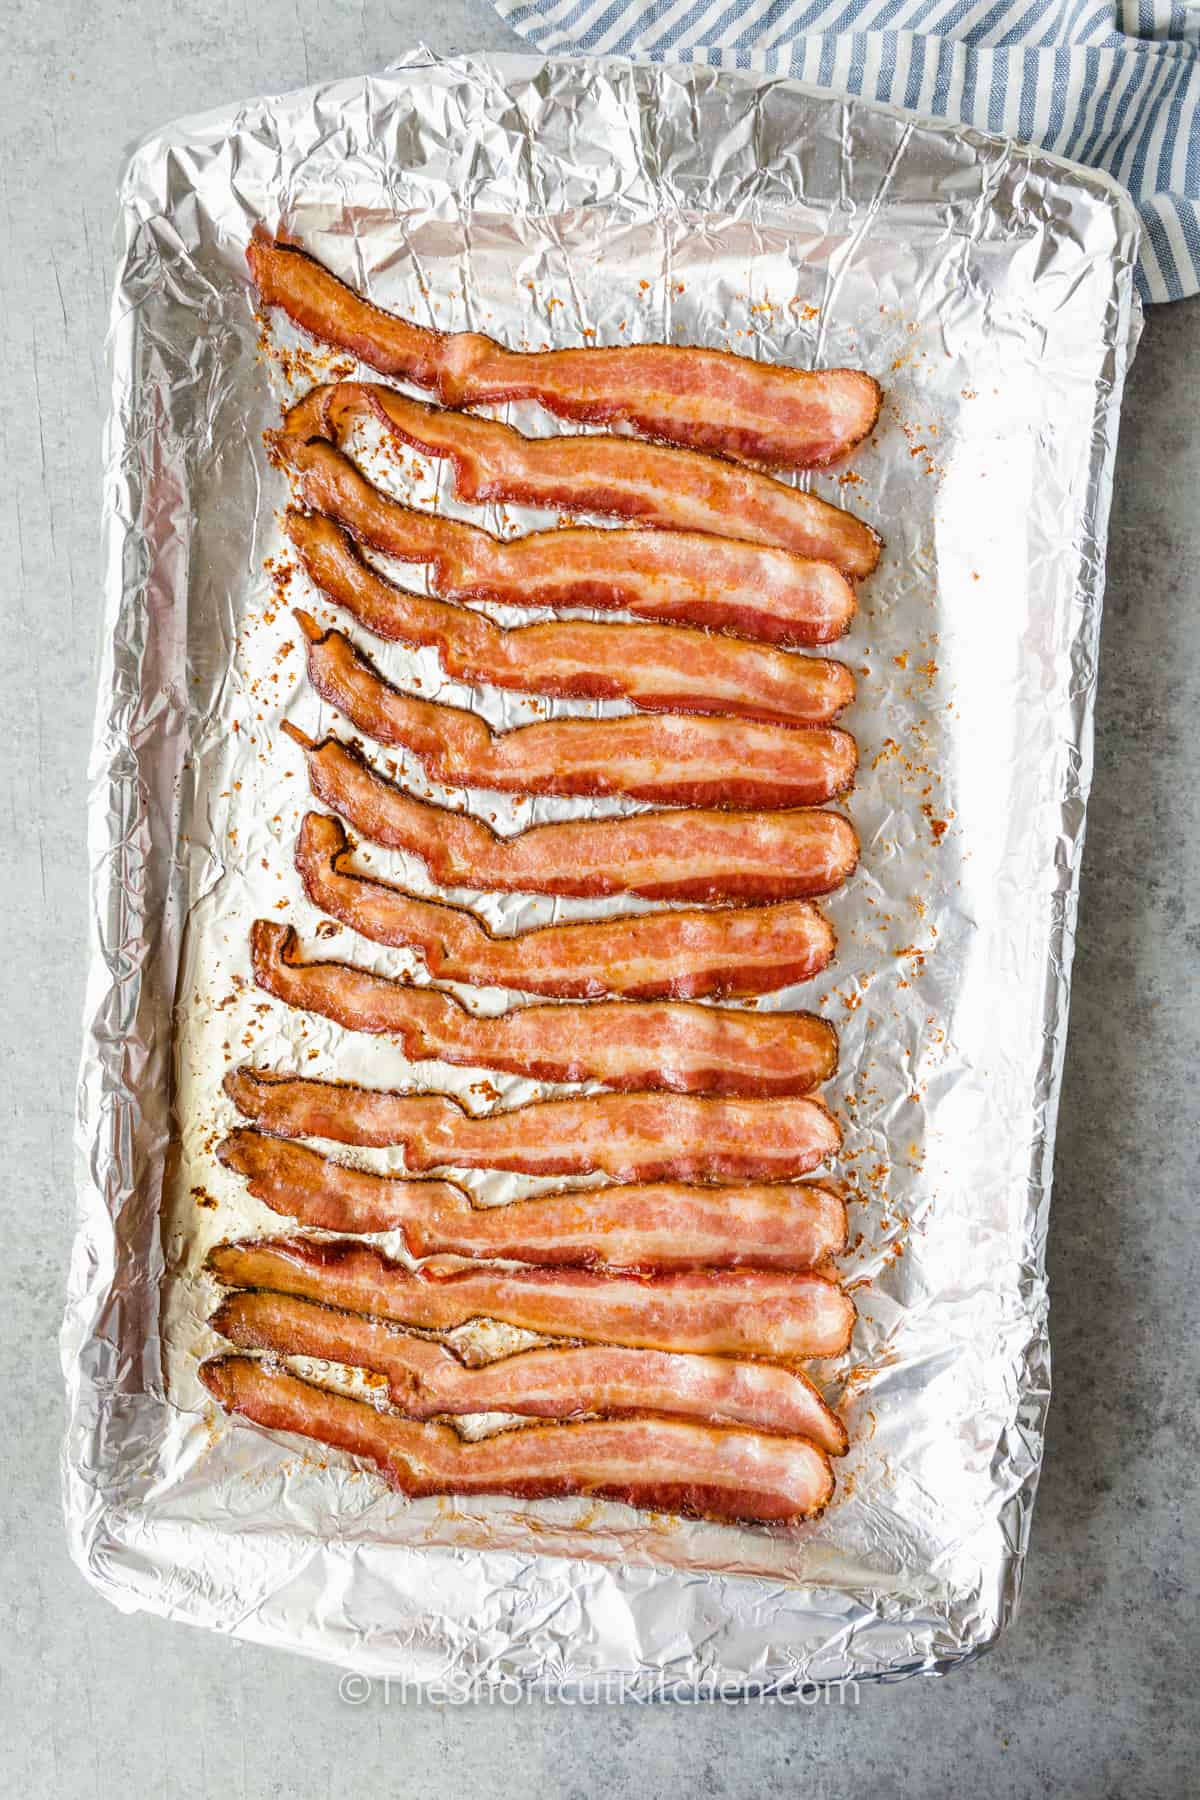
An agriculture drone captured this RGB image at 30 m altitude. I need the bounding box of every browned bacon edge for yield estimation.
[248,231,881,473]
[273,434,857,649]
[250,919,839,1097]
[210,1289,849,1454]
[200,1354,835,1523]
[285,381,881,575]
[217,1128,848,1271]
[297,610,858,809]
[224,1069,843,1182]
[284,726,860,903]
[207,1236,856,1360]
[296,813,836,999]
[285,509,856,727]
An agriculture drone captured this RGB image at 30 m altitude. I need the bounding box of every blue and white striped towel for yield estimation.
[488,0,1200,300]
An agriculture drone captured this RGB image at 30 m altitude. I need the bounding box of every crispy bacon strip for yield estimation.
[296,814,834,999]
[201,1355,834,1522]
[218,1129,848,1270]
[285,511,854,727]
[224,1072,842,1182]
[297,611,857,809]
[210,1291,849,1452]
[208,1237,856,1359]
[274,435,856,648]
[285,728,860,902]
[250,920,838,1096]
[286,382,881,575]
[249,232,881,472]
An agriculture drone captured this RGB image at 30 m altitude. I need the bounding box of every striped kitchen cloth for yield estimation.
[488,0,1200,300]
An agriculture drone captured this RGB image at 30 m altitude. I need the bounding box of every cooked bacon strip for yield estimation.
[217,1128,462,1234]
[274,435,856,648]
[210,1291,849,1452]
[250,920,837,1096]
[297,612,856,809]
[285,511,854,727]
[296,813,834,999]
[218,1129,848,1270]
[286,382,881,575]
[208,1237,856,1359]
[201,1355,834,1522]
[249,232,881,472]
[224,1072,841,1182]
[285,728,859,902]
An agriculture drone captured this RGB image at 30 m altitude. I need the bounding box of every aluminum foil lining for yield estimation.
[63,47,1141,1690]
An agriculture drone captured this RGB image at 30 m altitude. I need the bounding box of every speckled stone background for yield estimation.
[2,5,1196,1794]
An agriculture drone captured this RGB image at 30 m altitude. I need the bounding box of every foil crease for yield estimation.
[63,47,1141,1689]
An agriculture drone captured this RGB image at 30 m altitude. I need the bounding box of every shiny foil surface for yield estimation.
[63,48,1141,1689]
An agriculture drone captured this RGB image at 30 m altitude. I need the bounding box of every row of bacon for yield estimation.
[201,233,882,1527]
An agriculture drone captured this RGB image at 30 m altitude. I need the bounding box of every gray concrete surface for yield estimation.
[2,4,1197,1795]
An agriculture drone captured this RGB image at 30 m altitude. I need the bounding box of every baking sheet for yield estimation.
[64,48,1140,1688]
